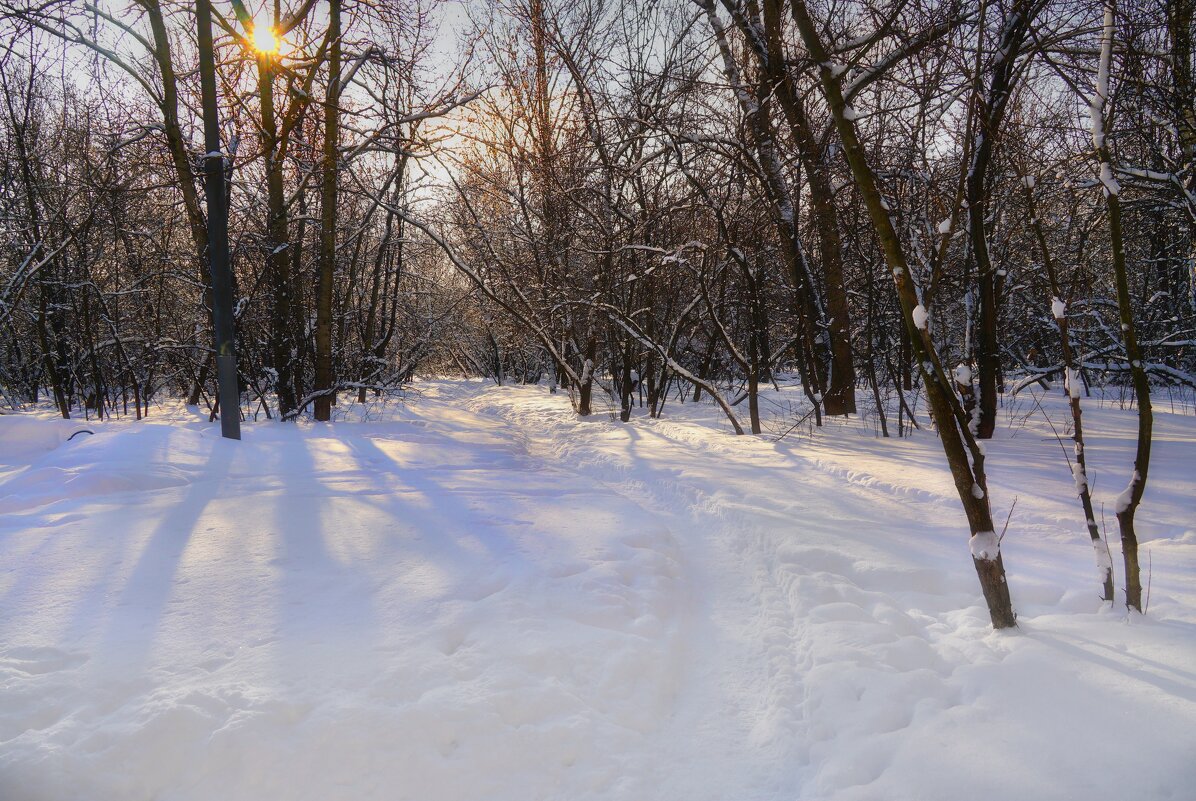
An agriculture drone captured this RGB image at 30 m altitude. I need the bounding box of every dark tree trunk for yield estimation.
[258,53,300,418]
[578,337,597,416]
[314,0,342,422]
[1024,183,1115,601]
[966,0,1039,439]
[793,0,1016,628]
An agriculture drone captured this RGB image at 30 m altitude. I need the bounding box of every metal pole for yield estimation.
[197,0,241,439]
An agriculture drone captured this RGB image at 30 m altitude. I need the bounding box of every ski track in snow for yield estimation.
[1,379,1194,800]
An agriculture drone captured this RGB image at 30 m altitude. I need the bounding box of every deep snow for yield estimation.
[1,380,1194,800]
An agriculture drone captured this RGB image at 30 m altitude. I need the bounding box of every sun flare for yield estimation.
[252,16,278,55]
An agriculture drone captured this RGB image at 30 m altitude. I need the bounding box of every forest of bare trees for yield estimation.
[1,0,1192,625]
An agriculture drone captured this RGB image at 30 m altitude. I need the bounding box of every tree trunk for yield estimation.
[1093,1,1151,611]
[1024,182,1114,601]
[578,337,596,416]
[314,0,341,422]
[619,343,634,423]
[792,0,1016,628]
[748,326,762,435]
[699,0,828,414]
[258,52,300,418]
[967,0,1039,439]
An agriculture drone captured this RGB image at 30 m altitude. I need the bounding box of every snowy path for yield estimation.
[463,382,1196,800]
[2,380,1195,800]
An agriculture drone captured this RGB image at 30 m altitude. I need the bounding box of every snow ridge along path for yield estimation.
[2,379,1195,801]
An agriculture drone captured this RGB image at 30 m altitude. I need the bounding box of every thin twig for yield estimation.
[1145,551,1152,615]
[1029,390,1072,466]
[774,406,818,443]
[998,496,1018,544]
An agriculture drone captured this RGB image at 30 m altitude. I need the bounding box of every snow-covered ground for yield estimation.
[1,380,1194,801]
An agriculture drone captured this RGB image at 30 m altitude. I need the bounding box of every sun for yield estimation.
[252,16,278,55]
